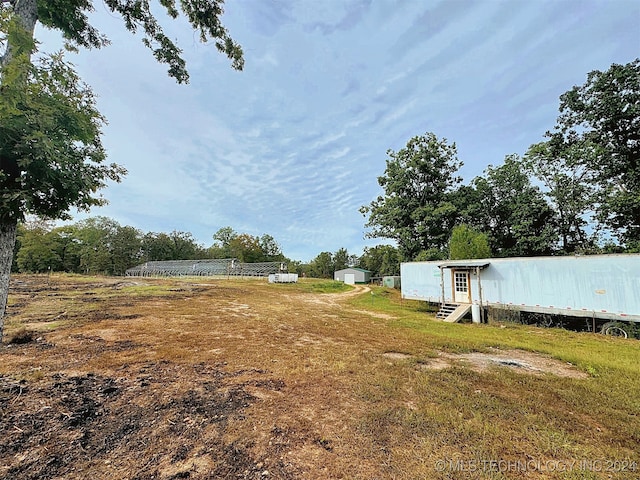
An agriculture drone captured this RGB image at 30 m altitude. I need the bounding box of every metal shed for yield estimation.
[401,254,640,324]
[334,268,372,285]
[382,276,401,289]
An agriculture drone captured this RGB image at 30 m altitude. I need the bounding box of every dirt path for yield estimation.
[300,283,370,307]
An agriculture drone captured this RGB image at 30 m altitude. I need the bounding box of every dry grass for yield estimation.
[1,274,638,479]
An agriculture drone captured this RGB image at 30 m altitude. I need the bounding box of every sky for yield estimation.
[37,0,640,262]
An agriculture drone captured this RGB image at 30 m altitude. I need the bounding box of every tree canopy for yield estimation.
[209,227,284,263]
[35,0,244,82]
[552,59,640,246]
[470,156,558,257]
[523,138,597,253]
[448,225,491,260]
[0,50,125,224]
[360,132,462,260]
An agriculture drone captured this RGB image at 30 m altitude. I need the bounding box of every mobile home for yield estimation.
[401,254,640,326]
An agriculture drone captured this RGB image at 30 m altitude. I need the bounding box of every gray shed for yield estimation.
[334,268,371,285]
[382,276,401,289]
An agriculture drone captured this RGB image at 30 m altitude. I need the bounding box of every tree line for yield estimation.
[13,219,285,276]
[361,59,640,261]
[12,217,402,279]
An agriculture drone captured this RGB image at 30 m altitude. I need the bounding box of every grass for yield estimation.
[1,274,639,479]
[347,284,640,477]
[352,285,639,372]
[273,278,354,294]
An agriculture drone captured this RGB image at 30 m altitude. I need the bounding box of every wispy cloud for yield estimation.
[38,0,640,260]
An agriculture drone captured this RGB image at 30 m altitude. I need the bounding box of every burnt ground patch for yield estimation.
[0,362,291,480]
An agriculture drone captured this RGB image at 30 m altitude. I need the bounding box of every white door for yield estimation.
[453,271,470,303]
[344,273,356,285]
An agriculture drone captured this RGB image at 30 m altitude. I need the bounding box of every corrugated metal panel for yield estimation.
[401,254,640,322]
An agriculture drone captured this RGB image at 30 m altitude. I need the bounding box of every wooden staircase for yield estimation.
[436,303,471,323]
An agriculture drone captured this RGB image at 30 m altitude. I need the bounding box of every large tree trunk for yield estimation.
[2,0,37,65]
[0,220,18,343]
[0,0,38,343]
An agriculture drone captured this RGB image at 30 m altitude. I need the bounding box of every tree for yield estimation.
[0,0,244,340]
[15,221,62,272]
[259,234,284,261]
[141,232,175,261]
[141,230,204,261]
[110,225,143,275]
[360,132,462,260]
[472,155,558,257]
[52,225,83,272]
[210,226,237,258]
[448,224,491,260]
[524,138,598,253]
[73,217,119,274]
[309,252,334,279]
[359,245,400,276]
[210,228,285,262]
[333,248,349,272]
[553,59,640,245]
[228,233,263,263]
[167,230,203,260]
[0,46,123,329]
[34,0,243,83]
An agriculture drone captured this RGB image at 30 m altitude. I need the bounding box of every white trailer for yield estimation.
[401,254,640,334]
[268,273,299,283]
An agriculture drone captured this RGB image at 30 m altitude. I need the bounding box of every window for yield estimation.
[454,271,468,293]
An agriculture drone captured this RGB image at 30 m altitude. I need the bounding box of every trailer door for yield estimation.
[453,270,471,303]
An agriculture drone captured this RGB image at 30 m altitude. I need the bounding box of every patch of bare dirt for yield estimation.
[352,309,397,320]
[112,281,149,289]
[382,352,412,360]
[415,348,588,378]
[0,361,295,480]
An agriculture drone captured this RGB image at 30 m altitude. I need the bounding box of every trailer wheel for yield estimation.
[600,322,629,338]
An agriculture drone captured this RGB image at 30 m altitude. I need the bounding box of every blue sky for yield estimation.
[38,0,639,262]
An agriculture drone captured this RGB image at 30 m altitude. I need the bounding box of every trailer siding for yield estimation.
[401,254,640,322]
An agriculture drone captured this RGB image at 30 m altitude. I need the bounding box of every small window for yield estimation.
[454,271,468,293]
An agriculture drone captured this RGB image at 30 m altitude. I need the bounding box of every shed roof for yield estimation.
[336,267,371,273]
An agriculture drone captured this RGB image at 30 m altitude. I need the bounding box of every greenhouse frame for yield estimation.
[125,259,285,278]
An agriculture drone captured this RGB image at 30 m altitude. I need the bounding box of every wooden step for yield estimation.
[443,304,472,323]
[436,303,460,319]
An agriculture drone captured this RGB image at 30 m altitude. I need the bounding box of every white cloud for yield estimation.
[36,0,640,259]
